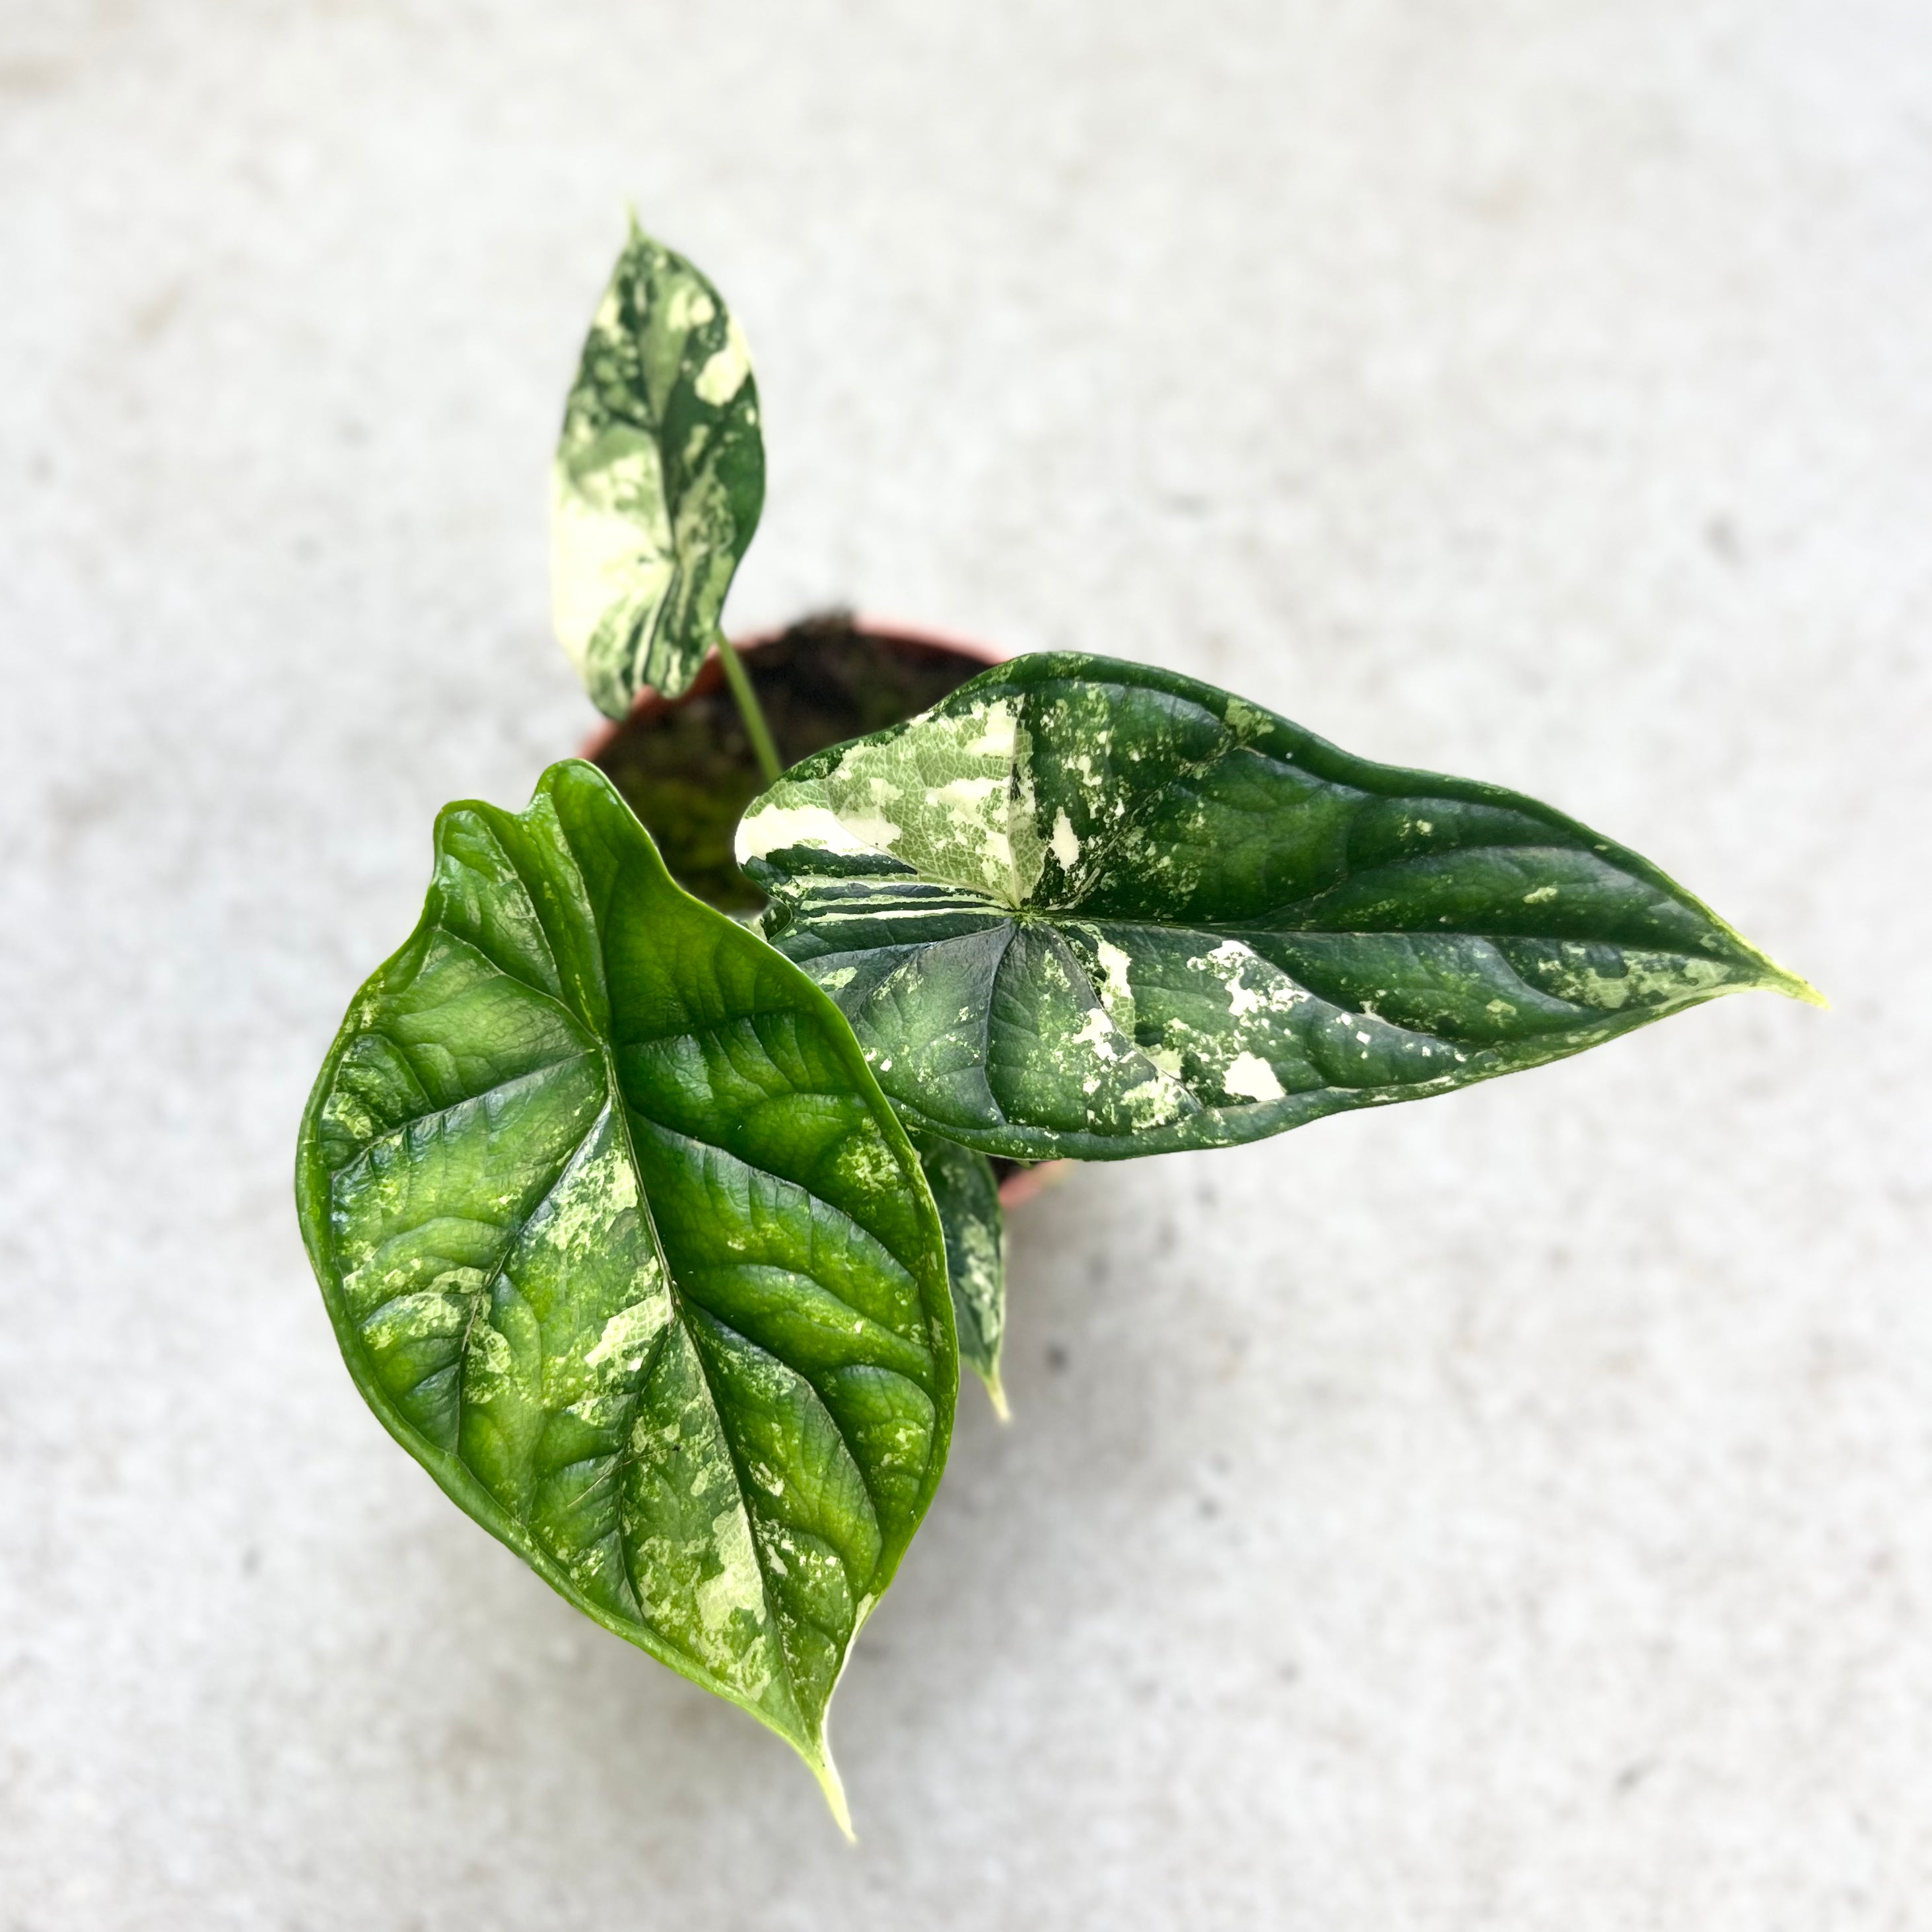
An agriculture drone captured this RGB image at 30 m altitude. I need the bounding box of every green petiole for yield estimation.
[715,630,783,787]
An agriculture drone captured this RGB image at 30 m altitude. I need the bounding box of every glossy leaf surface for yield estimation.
[740,654,1818,1159]
[913,1134,1007,1416]
[296,761,953,1820]
[551,223,764,716]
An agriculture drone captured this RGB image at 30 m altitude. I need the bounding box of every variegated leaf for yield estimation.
[296,761,953,1826]
[738,654,1820,1160]
[551,223,764,716]
[913,1134,1008,1416]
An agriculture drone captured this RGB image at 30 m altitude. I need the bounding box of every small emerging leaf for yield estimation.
[551,222,765,716]
[912,1134,1008,1416]
[739,654,1818,1159]
[296,761,954,1820]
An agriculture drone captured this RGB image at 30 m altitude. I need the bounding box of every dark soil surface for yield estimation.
[591,612,1039,1192]
[590,612,994,911]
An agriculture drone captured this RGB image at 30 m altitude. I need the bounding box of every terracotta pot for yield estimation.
[578,615,1071,1214]
[576,614,1008,766]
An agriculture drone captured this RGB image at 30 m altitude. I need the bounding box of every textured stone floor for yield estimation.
[3,3,1926,1926]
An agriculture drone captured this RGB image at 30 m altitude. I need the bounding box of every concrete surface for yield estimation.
[3,3,1927,1926]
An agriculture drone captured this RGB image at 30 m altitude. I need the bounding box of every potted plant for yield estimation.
[295,221,1820,1834]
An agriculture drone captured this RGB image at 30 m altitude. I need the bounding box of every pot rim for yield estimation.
[575,613,1008,765]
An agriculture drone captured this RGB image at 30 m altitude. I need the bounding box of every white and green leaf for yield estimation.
[296,761,954,1827]
[913,1134,1007,1416]
[738,654,1821,1160]
[551,222,764,716]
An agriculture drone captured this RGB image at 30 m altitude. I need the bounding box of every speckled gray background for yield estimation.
[3,3,1927,1926]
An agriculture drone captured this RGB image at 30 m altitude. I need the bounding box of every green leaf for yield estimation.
[911,1134,1008,1418]
[296,760,953,1827]
[551,221,765,717]
[738,654,1820,1160]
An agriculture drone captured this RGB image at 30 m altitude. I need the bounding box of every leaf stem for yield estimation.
[716,632,784,788]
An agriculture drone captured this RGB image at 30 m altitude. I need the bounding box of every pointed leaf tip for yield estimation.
[1704,912,1824,1010]
[811,1748,856,1842]
[1776,967,1829,1009]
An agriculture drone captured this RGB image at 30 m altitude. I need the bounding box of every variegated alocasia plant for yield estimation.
[297,221,1818,1828]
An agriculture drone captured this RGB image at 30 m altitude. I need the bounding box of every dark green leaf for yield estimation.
[738,654,1820,1159]
[912,1134,1007,1416]
[551,222,764,716]
[296,761,954,1826]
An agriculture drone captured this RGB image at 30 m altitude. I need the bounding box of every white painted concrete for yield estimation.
[2,3,1926,1924]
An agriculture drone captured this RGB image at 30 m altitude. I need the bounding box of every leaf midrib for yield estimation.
[775,761,1697,962]
[892,672,1690,945]
[378,838,896,1738]
[544,811,894,1734]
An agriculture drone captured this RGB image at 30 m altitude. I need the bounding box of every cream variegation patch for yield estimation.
[550,226,762,713]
